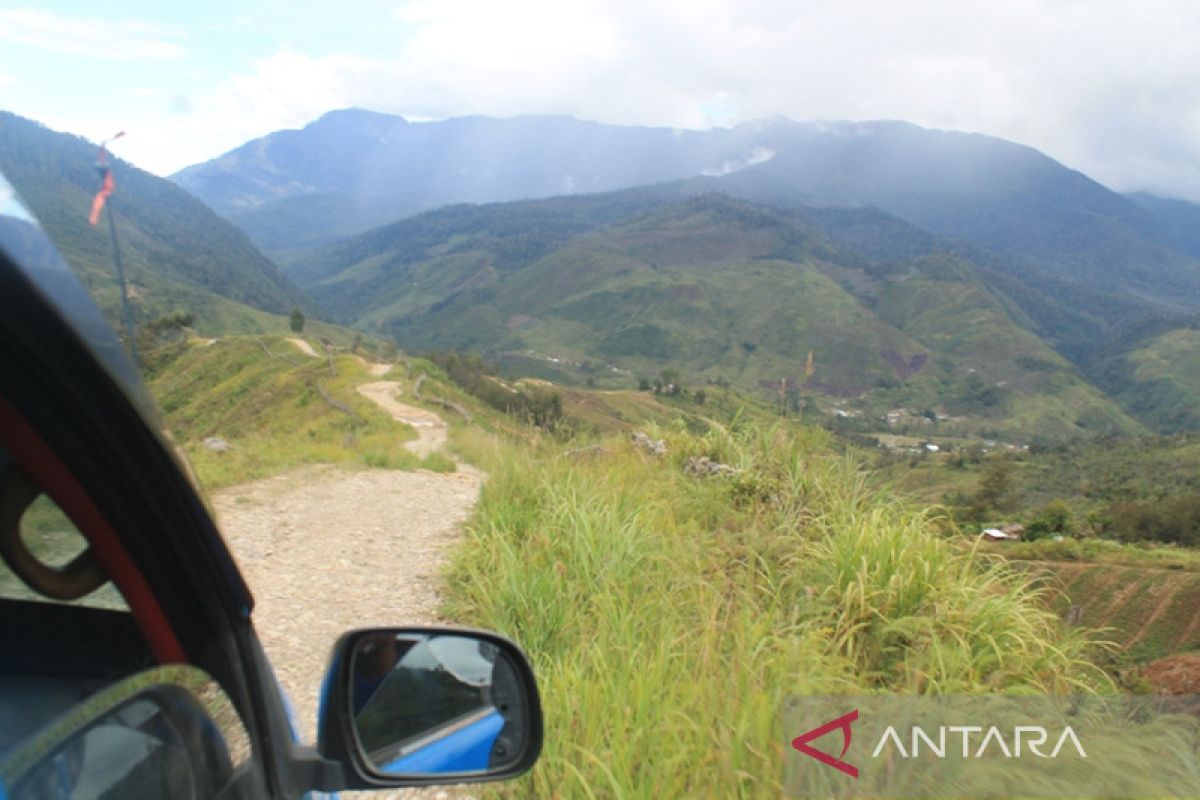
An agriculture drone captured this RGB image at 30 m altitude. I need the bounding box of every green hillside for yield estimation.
[1101,327,1200,433]
[288,185,680,291]
[0,111,311,333]
[302,194,1140,442]
[140,323,1192,794]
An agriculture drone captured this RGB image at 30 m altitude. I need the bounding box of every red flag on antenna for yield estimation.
[88,131,126,225]
[88,170,114,226]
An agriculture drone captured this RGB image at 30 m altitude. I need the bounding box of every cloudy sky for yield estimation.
[2,0,1198,200]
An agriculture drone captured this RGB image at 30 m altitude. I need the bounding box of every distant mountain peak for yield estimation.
[312,107,408,127]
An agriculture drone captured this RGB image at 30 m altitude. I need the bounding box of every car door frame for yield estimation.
[0,242,330,797]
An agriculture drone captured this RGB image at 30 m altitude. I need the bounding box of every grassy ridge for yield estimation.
[151,337,452,489]
[444,424,1109,797]
[0,111,310,323]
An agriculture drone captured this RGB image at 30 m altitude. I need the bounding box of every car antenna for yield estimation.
[88,131,138,366]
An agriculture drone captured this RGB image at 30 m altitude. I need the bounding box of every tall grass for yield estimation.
[444,423,1111,797]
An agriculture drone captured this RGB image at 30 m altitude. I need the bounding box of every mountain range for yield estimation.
[8,107,1200,440]
[177,109,1200,437]
[176,110,1200,357]
[175,111,1200,317]
[172,110,777,255]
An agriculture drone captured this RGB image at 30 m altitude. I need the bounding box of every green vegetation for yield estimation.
[150,337,451,489]
[124,110,1200,790]
[1105,494,1200,547]
[873,436,1200,670]
[175,113,1200,438]
[0,111,311,336]
[885,433,1200,545]
[443,423,1109,797]
[1099,326,1200,433]
[177,112,1200,370]
[999,538,1200,571]
[289,187,672,289]
[426,351,566,432]
[295,194,1139,442]
[139,325,1197,789]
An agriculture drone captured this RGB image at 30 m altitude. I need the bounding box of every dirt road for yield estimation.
[212,378,482,774]
[356,381,448,457]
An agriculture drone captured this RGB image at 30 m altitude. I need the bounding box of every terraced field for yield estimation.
[1019,560,1200,664]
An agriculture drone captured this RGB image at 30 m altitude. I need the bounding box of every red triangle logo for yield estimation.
[791,709,859,779]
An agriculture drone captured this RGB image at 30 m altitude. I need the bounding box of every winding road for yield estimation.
[211,356,482,797]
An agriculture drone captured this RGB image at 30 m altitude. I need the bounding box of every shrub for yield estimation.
[288,307,305,333]
[427,350,565,431]
[1025,499,1073,541]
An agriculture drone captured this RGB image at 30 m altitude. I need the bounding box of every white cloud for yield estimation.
[0,8,184,60]
[115,50,381,173]
[99,0,1200,200]
[702,147,776,177]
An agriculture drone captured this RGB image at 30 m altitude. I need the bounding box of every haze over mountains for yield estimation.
[170,108,1200,438]
[175,111,1200,325]
[7,107,1200,440]
[176,110,1200,341]
[172,110,783,254]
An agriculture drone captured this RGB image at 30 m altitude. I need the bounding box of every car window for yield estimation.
[2,492,126,611]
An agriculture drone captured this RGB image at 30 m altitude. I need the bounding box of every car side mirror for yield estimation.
[317,627,543,790]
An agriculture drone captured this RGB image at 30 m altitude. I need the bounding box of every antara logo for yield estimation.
[791,710,859,778]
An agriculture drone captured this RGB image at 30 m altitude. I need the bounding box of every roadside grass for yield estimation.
[444,422,1111,798]
[151,337,453,490]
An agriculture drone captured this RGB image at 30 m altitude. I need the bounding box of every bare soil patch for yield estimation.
[1142,653,1200,694]
[286,337,320,357]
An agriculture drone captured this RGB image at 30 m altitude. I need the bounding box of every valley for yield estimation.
[4,104,1200,796]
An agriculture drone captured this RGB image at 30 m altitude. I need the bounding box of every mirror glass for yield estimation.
[350,632,532,776]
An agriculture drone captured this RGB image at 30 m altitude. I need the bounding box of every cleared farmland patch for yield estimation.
[1017,560,1200,663]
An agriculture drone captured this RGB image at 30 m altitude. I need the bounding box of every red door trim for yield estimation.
[0,397,186,663]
